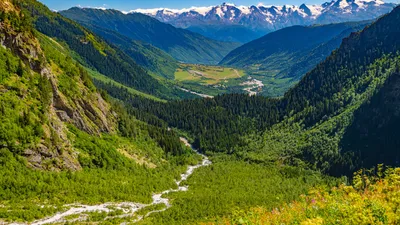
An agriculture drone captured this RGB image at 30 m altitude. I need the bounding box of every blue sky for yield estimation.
[39,0,398,11]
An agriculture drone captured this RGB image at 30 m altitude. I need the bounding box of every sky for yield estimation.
[38,0,399,11]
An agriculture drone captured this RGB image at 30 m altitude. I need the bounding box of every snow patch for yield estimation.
[339,0,350,9]
[216,7,225,18]
[238,6,251,14]
[307,5,323,16]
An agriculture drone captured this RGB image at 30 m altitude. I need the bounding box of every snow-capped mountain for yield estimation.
[130,0,396,43]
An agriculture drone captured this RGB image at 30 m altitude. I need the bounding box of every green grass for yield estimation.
[175,64,245,85]
[175,69,202,82]
[135,203,166,217]
[173,64,247,96]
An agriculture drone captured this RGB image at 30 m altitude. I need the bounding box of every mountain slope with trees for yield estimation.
[0,0,199,222]
[60,8,241,65]
[17,0,190,100]
[67,22,179,80]
[220,21,371,95]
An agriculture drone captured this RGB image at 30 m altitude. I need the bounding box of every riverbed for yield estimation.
[17,138,211,225]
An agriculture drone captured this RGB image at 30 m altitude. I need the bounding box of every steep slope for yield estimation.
[338,69,400,174]
[71,22,178,80]
[0,2,116,170]
[16,0,189,100]
[60,8,241,65]
[136,0,396,43]
[269,4,400,174]
[0,1,199,222]
[220,21,370,82]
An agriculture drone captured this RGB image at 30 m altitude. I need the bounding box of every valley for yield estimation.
[15,138,211,225]
[174,64,247,96]
[1,0,400,224]
[172,64,270,97]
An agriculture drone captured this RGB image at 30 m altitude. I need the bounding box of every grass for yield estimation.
[173,64,247,97]
[175,64,245,85]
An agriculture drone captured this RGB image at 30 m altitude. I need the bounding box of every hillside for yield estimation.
[185,24,265,43]
[220,21,370,96]
[60,8,241,65]
[72,22,179,80]
[0,0,199,222]
[16,0,191,100]
[0,1,117,170]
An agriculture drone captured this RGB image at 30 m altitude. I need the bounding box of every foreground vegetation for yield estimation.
[137,156,339,224]
[222,166,400,225]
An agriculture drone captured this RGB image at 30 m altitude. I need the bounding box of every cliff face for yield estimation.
[0,1,116,170]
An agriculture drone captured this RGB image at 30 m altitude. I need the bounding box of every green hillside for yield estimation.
[15,0,192,100]
[220,21,371,96]
[60,7,241,65]
[225,167,400,225]
[0,1,198,222]
[74,23,179,80]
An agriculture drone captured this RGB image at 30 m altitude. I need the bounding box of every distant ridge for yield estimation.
[60,8,241,65]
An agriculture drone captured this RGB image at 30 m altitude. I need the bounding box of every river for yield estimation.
[177,87,213,98]
[15,138,211,225]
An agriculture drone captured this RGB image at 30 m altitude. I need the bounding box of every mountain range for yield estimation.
[133,0,397,42]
